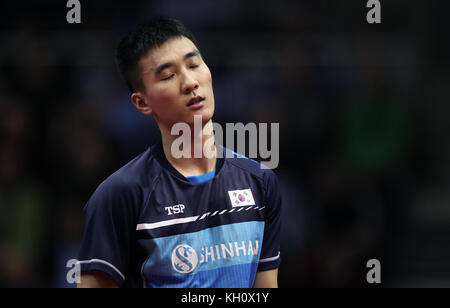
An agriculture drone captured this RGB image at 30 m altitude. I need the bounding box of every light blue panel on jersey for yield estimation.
[139,221,265,288]
[143,262,258,288]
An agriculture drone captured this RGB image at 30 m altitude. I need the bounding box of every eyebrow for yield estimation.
[154,50,201,75]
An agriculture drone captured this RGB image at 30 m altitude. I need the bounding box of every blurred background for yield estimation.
[0,0,449,287]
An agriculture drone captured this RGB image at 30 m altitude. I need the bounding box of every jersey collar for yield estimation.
[150,140,225,182]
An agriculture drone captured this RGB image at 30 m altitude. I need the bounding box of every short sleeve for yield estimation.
[77,175,139,287]
[258,169,282,271]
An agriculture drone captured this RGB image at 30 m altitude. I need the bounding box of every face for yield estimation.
[132,36,215,131]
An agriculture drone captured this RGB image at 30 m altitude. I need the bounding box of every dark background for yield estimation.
[0,0,449,287]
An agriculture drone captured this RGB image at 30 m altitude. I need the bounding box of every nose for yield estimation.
[181,72,199,95]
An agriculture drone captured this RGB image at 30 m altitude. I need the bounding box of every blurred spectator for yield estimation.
[0,102,49,287]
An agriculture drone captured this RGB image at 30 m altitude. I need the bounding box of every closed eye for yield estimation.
[162,74,174,81]
[189,65,199,69]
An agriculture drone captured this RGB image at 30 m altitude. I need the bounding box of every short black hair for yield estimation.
[115,17,200,93]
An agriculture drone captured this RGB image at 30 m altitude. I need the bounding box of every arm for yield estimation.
[253,268,278,288]
[77,175,139,289]
[254,170,282,288]
[77,270,119,288]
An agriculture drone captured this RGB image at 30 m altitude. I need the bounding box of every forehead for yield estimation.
[139,36,199,70]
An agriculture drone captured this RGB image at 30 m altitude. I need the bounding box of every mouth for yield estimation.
[187,96,205,107]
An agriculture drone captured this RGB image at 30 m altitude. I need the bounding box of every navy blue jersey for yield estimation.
[78,141,282,288]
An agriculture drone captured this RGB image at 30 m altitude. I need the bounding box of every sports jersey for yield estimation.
[77,141,282,288]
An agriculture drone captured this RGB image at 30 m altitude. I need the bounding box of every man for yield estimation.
[77,17,281,288]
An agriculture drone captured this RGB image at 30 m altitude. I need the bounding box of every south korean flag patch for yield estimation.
[228,188,256,207]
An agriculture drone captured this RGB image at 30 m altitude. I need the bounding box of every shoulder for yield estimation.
[221,146,278,185]
[98,148,150,192]
[84,146,161,212]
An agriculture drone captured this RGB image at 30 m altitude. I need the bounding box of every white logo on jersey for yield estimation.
[228,189,256,207]
[171,244,198,274]
[165,204,185,215]
[199,240,259,264]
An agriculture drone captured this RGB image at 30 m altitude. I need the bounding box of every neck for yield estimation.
[160,119,217,177]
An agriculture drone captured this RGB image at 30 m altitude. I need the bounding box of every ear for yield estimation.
[131,92,152,116]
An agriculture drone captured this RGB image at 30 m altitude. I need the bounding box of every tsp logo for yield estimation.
[171,244,198,274]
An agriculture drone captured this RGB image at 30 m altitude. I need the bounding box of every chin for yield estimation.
[189,106,214,126]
